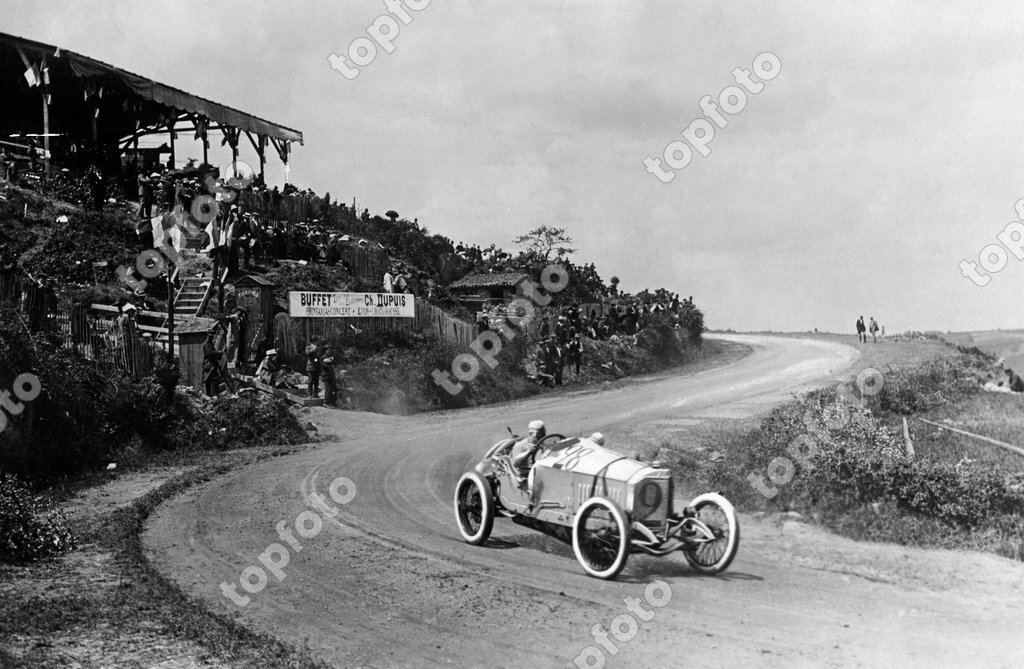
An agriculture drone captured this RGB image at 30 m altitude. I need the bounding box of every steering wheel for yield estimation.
[534,433,566,459]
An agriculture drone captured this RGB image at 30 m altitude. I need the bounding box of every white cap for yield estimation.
[589,432,605,446]
[122,303,137,312]
[266,349,277,355]
[528,420,545,431]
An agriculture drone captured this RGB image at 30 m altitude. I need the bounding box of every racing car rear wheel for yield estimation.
[683,492,739,575]
[572,497,630,579]
[454,472,494,545]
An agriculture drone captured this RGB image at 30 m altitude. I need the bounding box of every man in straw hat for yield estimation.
[255,348,284,387]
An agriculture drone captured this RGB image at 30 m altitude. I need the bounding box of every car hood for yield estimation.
[536,438,662,483]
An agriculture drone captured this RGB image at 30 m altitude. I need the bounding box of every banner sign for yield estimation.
[288,292,414,318]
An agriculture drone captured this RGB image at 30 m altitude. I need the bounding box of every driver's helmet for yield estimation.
[528,419,546,440]
[589,432,605,446]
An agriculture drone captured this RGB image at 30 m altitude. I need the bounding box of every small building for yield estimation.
[175,316,219,391]
[233,274,276,360]
[448,272,529,309]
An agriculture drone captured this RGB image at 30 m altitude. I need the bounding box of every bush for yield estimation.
[21,210,137,285]
[0,473,75,562]
[1,307,307,477]
[878,354,989,414]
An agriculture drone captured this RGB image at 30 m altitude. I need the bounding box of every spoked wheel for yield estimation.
[572,497,630,579]
[454,472,494,545]
[683,492,739,574]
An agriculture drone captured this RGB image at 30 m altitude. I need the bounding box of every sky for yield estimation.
[4,0,1024,333]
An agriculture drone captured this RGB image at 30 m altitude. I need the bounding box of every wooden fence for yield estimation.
[0,271,159,379]
[238,190,358,226]
[285,298,478,362]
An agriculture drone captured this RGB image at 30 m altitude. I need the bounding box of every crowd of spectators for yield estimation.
[479,293,699,387]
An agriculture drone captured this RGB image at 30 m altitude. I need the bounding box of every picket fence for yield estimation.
[0,271,158,379]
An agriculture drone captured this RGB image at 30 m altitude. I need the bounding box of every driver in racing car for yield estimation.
[511,420,546,488]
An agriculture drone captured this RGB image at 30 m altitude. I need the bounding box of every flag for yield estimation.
[152,214,182,262]
[201,220,216,253]
[23,65,39,87]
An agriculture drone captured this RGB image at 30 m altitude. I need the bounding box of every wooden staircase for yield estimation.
[182,226,206,252]
[174,275,214,318]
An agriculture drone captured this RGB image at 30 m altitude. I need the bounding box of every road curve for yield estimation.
[145,335,1024,668]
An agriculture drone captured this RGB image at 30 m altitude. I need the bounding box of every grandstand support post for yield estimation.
[42,95,50,176]
[245,132,267,182]
[167,271,175,362]
[168,124,175,168]
[41,55,51,176]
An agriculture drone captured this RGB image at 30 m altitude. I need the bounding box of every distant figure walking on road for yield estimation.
[869,317,879,343]
[856,316,866,343]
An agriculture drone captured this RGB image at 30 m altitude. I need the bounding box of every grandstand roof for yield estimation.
[0,31,303,147]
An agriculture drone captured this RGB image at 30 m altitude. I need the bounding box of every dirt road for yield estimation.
[144,335,1024,668]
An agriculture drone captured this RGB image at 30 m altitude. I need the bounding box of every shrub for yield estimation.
[0,473,75,562]
[878,354,988,414]
[19,208,138,285]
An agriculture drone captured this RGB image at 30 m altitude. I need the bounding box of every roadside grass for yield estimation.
[661,340,1024,562]
[0,447,332,668]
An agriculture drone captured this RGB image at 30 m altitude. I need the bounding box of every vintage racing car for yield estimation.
[454,430,739,579]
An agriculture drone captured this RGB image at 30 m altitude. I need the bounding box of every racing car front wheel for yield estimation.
[454,472,494,545]
[683,492,739,575]
[572,497,630,579]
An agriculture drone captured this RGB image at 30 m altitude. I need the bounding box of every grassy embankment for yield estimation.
[0,446,333,668]
[661,334,1024,561]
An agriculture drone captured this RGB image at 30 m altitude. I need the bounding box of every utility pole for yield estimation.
[41,55,50,176]
[166,265,175,362]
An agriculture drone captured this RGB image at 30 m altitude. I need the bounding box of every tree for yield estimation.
[512,226,576,262]
[609,276,620,295]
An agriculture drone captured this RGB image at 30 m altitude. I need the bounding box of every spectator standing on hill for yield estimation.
[0,146,9,181]
[383,268,395,293]
[544,339,564,386]
[226,307,249,367]
[555,316,568,345]
[87,165,105,210]
[114,303,139,376]
[869,317,879,342]
[567,333,583,376]
[322,351,337,406]
[337,369,353,409]
[27,138,38,171]
[138,172,154,219]
[856,316,866,343]
[203,331,224,396]
[394,270,408,293]
[305,344,321,398]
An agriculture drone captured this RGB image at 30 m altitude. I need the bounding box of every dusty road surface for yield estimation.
[145,335,1024,668]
